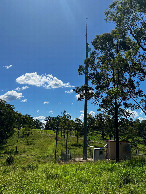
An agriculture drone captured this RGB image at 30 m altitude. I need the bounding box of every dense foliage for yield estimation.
[105,0,146,51]
[77,29,145,117]
[0,100,43,143]
[0,100,16,143]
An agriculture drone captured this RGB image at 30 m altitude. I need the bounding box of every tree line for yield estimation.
[0,98,145,151]
[0,99,43,144]
[44,111,146,147]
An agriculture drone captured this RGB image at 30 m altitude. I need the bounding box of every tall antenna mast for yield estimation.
[83,18,89,160]
[86,19,88,59]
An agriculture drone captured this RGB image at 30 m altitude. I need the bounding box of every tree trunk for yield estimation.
[102,131,105,140]
[77,129,79,144]
[18,127,20,138]
[67,130,68,139]
[56,130,58,148]
[66,139,68,155]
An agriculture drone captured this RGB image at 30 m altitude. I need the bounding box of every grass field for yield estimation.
[0,129,145,193]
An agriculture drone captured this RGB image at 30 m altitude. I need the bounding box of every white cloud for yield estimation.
[0,90,23,102]
[43,101,49,104]
[89,111,95,117]
[3,65,12,69]
[138,110,146,121]
[140,116,146,121]
[126,109,139,119]
[65,89,73,94]
[79,110,95,120]
[21,99,27,103]
[15,86,29,91]
[49,110,53,114]
[79,113,84,121]
[37,110,39,113]
[76,94,81,100]
[16,72,73,89]
[138,117,145,121]
[34,116,46,120]
[140,110,144,115]
[79,110,84,120]
[34,116,46,124]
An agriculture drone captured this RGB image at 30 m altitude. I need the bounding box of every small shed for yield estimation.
[105,140,131,160]
[93,148,105,161]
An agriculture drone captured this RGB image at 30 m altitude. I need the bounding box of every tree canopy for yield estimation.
[0,100,43,143]
[78,29,145,117]
[75,27,145,161]
[0,100,15,143]
[105,0,146,51]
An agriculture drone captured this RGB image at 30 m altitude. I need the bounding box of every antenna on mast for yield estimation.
[86,18,88,58]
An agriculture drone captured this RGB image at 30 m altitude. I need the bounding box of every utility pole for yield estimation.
[83,19,89,160]
[115,41,119,162]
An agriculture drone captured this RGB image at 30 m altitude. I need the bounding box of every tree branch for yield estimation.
[129,27,146,51]
[131,96,146,115]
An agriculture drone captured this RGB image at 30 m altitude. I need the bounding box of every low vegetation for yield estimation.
[0,159,145,194]
[0,129,145,193]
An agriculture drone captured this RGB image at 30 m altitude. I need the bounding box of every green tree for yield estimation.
[0,100,16,143]
[45,116,61,160]
[74,118,83,144]
[14,112,23,135]
[87,113,96,134]
[14,112,24,152]
[119,118,135,140]
[45,116,54,130]
[21,114,35,144]
[105,0,146,51]
[45,116,61,147]
[59,111,72,139]
[76,29,145,161]
[105,0,146,114]
[94,113,114,140]
[34,119,43,129]
[21,114,35,129]
[139,119,146,144]
[59,111,72,155]
[94,113,105,139]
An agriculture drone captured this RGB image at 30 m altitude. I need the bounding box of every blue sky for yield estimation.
[0,0,145,123]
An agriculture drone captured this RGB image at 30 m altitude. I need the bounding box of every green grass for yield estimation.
[0,129,106,165]
[0,129,146,193]
[0,160,145,193]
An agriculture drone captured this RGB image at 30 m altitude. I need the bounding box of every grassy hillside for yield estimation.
[0,129,145,193]
[0,129,106,165]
